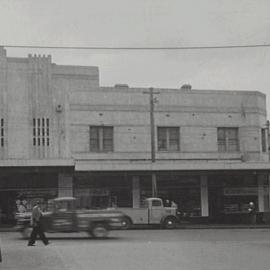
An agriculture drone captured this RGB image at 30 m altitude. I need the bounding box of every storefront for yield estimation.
[155,174,201,217]
[1,168,269,226]
[73,172,202,217]
[0,171,58,224]
[208,173,270,223]
[73,172,133,209]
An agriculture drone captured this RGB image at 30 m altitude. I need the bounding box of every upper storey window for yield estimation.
[90,126,113,152]
[261,128,267,153]
[33,118,50,146]
[158,127,180,151]
[217,127,239,152]
[1,118,4,147]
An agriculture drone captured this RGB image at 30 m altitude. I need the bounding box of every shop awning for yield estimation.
[75,160,270,172]
[0,159,74,167]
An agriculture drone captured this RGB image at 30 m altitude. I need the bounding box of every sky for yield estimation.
[1,0,270,112]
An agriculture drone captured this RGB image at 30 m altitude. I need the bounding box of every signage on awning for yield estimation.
[223,187,258,196]
[74,188,109,197]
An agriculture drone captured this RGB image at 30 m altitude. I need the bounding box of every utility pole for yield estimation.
[150,87,156,163]
[266,120,270,161]
[264,120,270,208]
[143,87,160,197]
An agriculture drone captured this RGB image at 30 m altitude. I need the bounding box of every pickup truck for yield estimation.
[15,197,125,238]
[117,197,180,229]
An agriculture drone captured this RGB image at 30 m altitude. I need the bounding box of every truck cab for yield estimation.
[46,197,78,232]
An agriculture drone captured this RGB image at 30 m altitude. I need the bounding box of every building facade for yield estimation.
[0,47,270,225]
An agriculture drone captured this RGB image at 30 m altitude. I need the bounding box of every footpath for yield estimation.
[177,223,270,229]
[1,223,270,232]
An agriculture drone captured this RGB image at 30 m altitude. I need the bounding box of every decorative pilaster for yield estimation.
[200,175,209,217]
[58,173,73,197]
[132,176,140,208]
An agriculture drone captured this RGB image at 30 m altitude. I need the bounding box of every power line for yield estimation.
[1,43,270,50]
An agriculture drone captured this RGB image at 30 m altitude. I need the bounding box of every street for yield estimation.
[1,229,270,270]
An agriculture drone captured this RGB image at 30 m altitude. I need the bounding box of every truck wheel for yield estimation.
[22,227,32,239]
[163,217,177,229]
[121,217,131,229]
[91,224,109,238]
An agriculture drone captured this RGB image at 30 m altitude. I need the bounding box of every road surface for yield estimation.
[1,229,270,270]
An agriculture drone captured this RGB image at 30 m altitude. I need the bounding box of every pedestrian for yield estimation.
[164,199,171,207]
[247,201,256,225]
[27,201,50,246]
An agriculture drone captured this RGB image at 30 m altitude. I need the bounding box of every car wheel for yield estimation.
[22,227,32,239]
[91,224,109,238]
[121,217,131,229]
[163,217,177,229]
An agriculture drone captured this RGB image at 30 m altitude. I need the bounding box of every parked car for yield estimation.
[15,197,126,238]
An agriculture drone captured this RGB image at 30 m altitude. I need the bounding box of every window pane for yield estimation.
[169,140,179,151]
[103,139,113,151]
[217,127,239,152]
[227,128,238,139]
[228,128,238,152]
[217,128,225,140]
[90,127,99,151]
[228,140,238,152]
[103,127,113,139]
[90,127,99,139]
[158,128,167,150]
[218,142,226,152]
[169,128,179,140]
[261,129,266,152]
[103,127,113,151]
[169,128,179,151]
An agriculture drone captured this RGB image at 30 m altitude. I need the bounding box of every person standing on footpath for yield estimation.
[28,201,50,246]
[248,201,256,225]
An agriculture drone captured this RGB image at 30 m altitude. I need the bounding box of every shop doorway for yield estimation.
[0,191,17,225]
[208,186,224,223]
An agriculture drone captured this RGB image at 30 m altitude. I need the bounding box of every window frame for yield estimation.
[0,118,4,147]
[157,126,180,152]
[33,117,50,147]
[89,126,114,152]
[217,127,239,153]
[261,128,267,153]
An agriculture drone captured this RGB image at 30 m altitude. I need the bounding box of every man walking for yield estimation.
[28,201,50,246]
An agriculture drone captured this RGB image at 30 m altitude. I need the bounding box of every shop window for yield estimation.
[158,127,180,151]
[33,118,50,146]
[0,118,4,147]
[208,175,258,217]
[261,128,267,152]
[155,175,201,217]
[217,127,239,152]
[74,174,132,208]
[90,126,113,152]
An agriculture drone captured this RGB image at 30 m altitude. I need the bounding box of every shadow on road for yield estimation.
[13,235,133,242]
